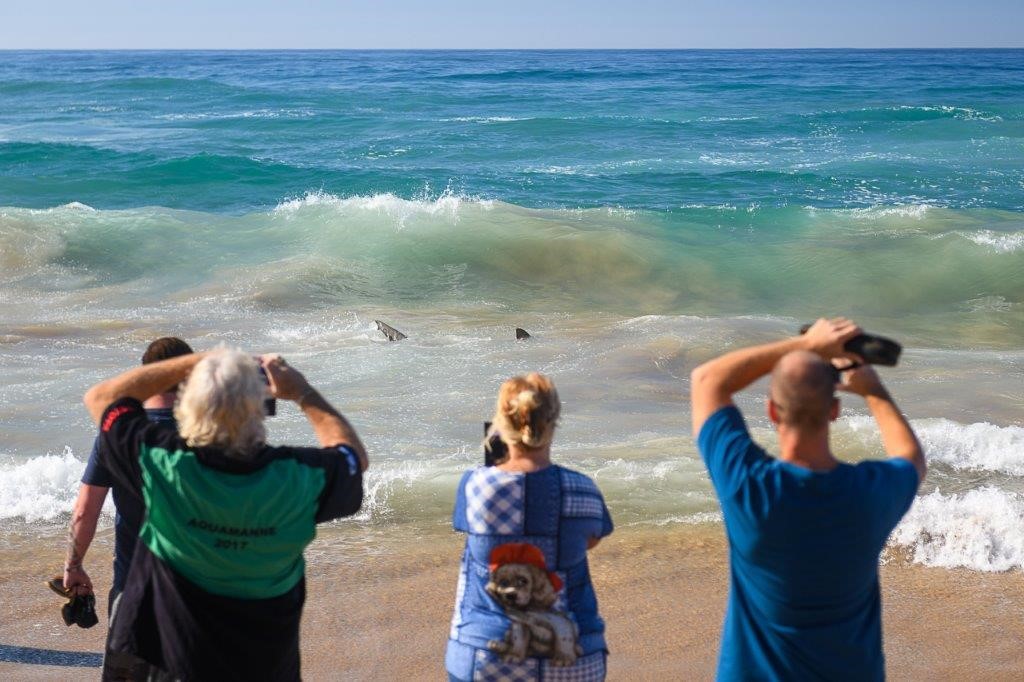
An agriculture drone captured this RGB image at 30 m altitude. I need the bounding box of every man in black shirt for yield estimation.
[66,337,193,681]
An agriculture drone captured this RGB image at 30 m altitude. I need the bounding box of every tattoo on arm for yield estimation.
[66,520,84,569]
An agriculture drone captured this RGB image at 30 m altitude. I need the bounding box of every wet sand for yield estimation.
[1,525,1021,680]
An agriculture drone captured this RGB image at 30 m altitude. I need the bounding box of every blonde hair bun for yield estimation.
[491,373,560,452]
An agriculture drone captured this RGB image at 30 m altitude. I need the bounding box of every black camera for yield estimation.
[255,362,277,417]
[799,325,901,367]
[483,421,508,466]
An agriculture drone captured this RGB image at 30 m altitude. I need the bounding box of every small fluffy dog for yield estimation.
[486,561,582,666]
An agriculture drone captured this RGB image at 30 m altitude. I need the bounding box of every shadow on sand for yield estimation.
[0,643,102,667]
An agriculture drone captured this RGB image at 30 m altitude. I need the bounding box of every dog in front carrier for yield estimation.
[485,543,582,667]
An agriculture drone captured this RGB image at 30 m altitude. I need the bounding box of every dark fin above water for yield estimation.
[375,320,407,342]
[515,327,531,340]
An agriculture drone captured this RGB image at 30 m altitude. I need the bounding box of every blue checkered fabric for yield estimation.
[466,468,525,534]
[560,469,605,520]
[560,470,600,495]
[473,649,539,682]
[449,561,468,639]
[541,651,607,681]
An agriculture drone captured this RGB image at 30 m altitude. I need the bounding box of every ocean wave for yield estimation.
[959,295,1015,313]
[349,459,437,523]
[0,450,103,523]
[439,116,532,123]
[698,153,769,167]
[809,105,1003,123]
[155,109,316,122]
[805,203,932,220]
[272,189,493,225]
[644,511,723,527]
[959,230,1024,253]
[2,196,1023,321]
[843,416,1024,477]
[891,487,1024,571]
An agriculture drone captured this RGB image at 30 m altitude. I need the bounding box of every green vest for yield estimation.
[138,445,326,599]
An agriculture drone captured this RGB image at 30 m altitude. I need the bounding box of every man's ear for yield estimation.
[767,398,781,426]
[829,397,840,422]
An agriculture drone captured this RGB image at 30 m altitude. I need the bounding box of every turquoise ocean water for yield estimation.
[1,50,1022,570]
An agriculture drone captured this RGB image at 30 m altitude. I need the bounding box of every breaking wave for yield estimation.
[891,488,1024,572]
[0,450,107,523]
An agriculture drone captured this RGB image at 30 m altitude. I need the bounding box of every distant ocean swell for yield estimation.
[4,139,1024,214]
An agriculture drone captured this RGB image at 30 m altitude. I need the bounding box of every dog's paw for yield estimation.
[550,654,578,667]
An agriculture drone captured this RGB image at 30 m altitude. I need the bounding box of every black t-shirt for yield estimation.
[81,407,174,593]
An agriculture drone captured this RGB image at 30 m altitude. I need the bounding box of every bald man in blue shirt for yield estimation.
[690,318,925,681]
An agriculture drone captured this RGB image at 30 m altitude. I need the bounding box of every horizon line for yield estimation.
[2,46,1023,52]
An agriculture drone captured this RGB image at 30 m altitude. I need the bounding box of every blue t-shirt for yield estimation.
[697,406,918,682]
[81,407,175,592]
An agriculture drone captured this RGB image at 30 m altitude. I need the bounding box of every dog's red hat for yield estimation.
[489,542,563,593]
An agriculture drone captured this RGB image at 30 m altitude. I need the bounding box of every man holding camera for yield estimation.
[690,318,925,681]
[83,348,367,681]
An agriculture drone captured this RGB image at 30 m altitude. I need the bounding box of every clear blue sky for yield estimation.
[2,0,1022,49]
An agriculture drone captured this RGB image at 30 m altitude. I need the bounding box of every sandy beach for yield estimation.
[2,524,1021,681]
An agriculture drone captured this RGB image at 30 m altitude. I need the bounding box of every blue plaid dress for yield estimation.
[445,464,614,682]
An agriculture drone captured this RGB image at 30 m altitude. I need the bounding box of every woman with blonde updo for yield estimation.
[445,373,613,682]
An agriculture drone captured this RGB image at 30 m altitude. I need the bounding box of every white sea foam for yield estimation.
[679,203,739,211]
[648,511,723,526]
[272,189,493,225]
[810,105,1002,122]
[960,230,1024,253]
[155,109,315,121]
[806,204,932,220]
[439,116,531,123]
[843,416,1024,476]
[350,459,438,523]
[697,153,767,167]
[891,488,1024,571]
[960,295,1015,313]
[887,105,1003,122]
[57,201,96,212]
[593,458,685,481]
[856,204,931,219]
[0,449,96,522]
[524,164,596,176]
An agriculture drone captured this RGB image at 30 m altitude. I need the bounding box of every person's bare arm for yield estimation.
[63,483,108,595]
[839,365,926,486]
[261,356,368,472]
[690,318,862,436]
[84,352,207,425]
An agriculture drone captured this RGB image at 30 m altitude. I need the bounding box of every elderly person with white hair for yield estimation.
[82,348,367,681]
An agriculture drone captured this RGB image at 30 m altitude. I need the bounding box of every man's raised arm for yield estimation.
[84,352,208,425]
[261,355,368,472]
[839,365,926,486]
[690,318,861,435]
